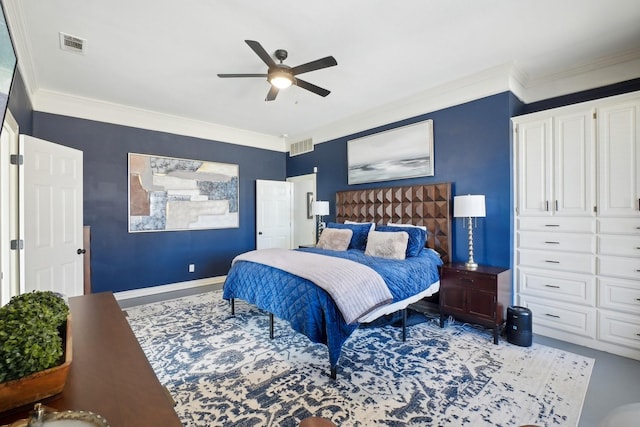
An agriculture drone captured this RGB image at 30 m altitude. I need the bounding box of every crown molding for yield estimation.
[515,50,640,103]
[33,89,286,152]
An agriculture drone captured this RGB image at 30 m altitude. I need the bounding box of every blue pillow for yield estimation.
[326,222,371,250]
[375,225,427,257]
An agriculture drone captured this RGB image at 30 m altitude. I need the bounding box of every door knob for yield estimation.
[258,232,263,235]
[77,248,86,255]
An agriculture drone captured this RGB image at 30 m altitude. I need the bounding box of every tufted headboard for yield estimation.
[335,182,452,263]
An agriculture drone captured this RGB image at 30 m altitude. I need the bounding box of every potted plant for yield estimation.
[0,291,72,412]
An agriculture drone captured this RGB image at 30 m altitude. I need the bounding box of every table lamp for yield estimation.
[453,194,486,269]
[311,200,329,242]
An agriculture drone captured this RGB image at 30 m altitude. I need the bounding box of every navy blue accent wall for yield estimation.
[287,92,514,268]
[32,112,286,293]
[7,68,33,134]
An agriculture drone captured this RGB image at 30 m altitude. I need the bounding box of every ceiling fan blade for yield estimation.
[245,40,276,67]
[289,56,337,76]
[217,73,267,78]
[295,78,331,97]
[265,85,279,101]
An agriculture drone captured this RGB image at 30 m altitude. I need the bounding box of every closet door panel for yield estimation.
[598,100,640,217]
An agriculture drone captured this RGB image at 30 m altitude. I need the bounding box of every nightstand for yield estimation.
[439,263,511,344]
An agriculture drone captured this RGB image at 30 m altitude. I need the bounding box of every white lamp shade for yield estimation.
[312,200,330,216]
[454,195,486,218]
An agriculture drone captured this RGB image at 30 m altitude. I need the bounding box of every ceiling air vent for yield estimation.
[289,138,314,157]
[59,32,86,54]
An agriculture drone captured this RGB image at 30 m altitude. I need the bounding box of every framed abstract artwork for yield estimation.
[347,119,434,185]
[128,153,239,232]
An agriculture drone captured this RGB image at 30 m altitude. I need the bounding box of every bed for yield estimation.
[223,182,452,378]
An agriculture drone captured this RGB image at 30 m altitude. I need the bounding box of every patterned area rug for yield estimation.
[125,290,594,426]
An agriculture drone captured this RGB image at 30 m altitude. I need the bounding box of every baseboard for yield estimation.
[114,276,227,302]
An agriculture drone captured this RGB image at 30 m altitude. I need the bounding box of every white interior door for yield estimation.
[21,135,84,297]
[256,179,292,250]
[1,119,12,304]
[287,173,316,247]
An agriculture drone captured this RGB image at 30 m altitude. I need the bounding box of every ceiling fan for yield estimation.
[217,40,337,101]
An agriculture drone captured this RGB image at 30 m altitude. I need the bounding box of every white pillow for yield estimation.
[345,220,375,232]
[386,222,427,232]
[365,230,408,260]
[317,228,353,251]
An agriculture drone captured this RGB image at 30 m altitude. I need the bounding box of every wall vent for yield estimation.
[289,138,314,157]
[59,32,86,54]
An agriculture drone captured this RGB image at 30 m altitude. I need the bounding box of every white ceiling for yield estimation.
[4,0,640,151]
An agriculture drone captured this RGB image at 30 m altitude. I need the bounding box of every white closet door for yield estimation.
[598,100,640,217]
[516,118,553,216]
[553,109,595,217]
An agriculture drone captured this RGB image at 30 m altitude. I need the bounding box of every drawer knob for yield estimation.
[545,313,561,318]
[545,241,560,244]
[545,260,560,264]
[545,224,560,227]
[545,284,560,289]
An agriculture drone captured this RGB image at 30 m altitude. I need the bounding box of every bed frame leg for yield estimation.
[401,308,407,342]
[330,366,337,380]
[269,313,274,339]
[230,298,235,315]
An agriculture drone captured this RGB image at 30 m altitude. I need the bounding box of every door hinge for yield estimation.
[10,154,23,165]
[593,112,597,119]
[10,239,24,250]
[593,206,597,213]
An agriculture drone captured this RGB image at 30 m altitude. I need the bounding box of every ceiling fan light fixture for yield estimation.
[268,70,294,89]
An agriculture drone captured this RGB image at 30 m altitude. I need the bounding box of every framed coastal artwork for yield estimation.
[347,119,434,185]
[128,153,239,232]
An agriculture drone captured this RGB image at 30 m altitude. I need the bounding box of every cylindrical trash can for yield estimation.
[506,306,532,347]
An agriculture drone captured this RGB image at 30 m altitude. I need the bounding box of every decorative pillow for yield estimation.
[364,230,409,260]
[317,228,353,251]
[326,222,370,250]
[345,220,376,233]
[377,225,427,257]
[386,222,427,232]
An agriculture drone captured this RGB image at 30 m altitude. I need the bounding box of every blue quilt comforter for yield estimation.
[222,247,442,371]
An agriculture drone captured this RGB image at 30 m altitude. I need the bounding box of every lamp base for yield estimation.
[465,261,478,270]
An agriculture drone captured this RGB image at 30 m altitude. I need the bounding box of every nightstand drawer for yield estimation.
[441,270,495,292]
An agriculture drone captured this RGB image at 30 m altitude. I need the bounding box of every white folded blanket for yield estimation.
[232,248,392,324]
